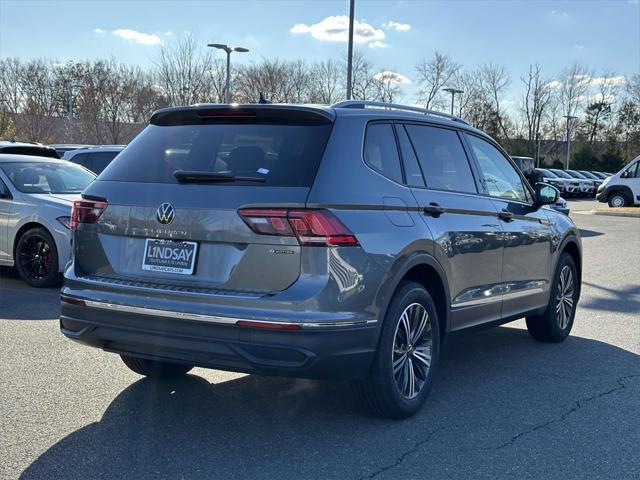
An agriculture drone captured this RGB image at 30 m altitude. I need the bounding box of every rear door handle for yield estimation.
[424,202,445,217]
[498,209,514,222]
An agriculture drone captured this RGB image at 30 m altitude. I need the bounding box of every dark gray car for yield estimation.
[60,101,582,418]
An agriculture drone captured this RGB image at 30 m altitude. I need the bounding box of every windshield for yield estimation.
[566,170,587,179]
[550,169,573,179]
[100,123,332,186]
[0,162,95,194]
[579,171,598,179]
[537,169,557,178]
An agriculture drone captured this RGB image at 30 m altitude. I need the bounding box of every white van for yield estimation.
[596,155,640,207]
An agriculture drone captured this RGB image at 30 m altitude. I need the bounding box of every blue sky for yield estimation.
[1,0,638,105]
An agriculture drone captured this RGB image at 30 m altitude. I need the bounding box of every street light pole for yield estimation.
[443,88,464,115]
[346,0,355,100]
[207,43,249,103]
[563,115,578,169]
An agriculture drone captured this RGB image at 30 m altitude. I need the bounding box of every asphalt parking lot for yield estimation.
[1,199,639,480]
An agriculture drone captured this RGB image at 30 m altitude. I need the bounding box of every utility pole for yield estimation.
[207,43,249,103]
[443,88,464,115]
[564,115,577,169]
[346,0,355,100]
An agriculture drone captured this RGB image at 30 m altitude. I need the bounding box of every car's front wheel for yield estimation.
[608,192,629,208]
[120,355,194,378]
[526,252,578,342]
[14,227,60,288]
[356,281,440,419]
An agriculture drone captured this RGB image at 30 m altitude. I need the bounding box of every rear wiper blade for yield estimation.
[173,170,266,183]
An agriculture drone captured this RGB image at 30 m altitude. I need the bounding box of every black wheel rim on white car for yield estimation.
[19,235,54,281]
[392,302,433,399]
[556,266,575,329]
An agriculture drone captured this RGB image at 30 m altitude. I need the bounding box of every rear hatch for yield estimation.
[74,105,334,294]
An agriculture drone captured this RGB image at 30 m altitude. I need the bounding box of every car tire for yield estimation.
[120,355,194,378]
[608,192,629,208]
[526,253,578,343]
[356,281,440,419]
[14,227,60,288]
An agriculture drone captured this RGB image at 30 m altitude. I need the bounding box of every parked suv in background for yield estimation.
[60,101,582,418]
[63,145,125,174]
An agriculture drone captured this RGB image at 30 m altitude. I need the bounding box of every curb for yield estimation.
[591,209,640,218]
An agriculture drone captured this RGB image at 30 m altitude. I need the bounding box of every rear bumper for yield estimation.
[60,295,378,380]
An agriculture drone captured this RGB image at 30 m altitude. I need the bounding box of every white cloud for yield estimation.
[383,21,411,31]
[545,80,562,89]
[547,10,572,23]
[113,28,162,46]
[373,71,411,84]
[588,75,626,86]
[291,15,386,46]
[590,93,616,103]
[94,28,107,35]
[369,40,389,49]
[164,31,174,37]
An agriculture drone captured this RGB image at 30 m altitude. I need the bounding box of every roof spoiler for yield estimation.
[150,104,335,126]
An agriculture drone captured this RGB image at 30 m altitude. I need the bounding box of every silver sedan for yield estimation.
[0,154,95,287]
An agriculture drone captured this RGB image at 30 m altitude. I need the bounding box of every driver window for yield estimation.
[465,134,530,202]
[624,162,639,178]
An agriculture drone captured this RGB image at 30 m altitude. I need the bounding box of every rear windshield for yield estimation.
[0,146,59,158]
[100,123,332,186]
[0,162,95,194]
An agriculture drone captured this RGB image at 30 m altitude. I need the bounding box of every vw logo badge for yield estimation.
[156,203,175,225]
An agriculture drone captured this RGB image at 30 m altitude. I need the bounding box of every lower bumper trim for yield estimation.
[60,295,377,329]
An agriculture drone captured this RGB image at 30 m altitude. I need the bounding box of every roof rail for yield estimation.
[332,100,469,125]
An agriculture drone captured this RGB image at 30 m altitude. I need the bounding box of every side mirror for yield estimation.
[534,182,559,208]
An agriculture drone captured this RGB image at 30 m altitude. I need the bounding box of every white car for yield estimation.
[0,154,96,286]
[596,155,640,207]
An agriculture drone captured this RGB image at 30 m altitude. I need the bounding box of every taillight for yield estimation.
[70,199,108,231]
[238,208,359,247]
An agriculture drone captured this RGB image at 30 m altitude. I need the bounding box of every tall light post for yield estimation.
[443,88,463,115]
[67,84,80,142]
[207,43,249,103]
[346,0,355,100]
[564,115,578,169]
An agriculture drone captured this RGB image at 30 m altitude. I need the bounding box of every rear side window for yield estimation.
[405,125,477,193]
[363,123,403,184]
[89,151,118,174]
[70,153,89,166]
[100,123,332,186]
[396,125,425,187]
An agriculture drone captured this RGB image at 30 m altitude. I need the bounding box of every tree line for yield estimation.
[0,33,638,170]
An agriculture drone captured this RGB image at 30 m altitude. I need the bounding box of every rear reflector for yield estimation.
[235,320,302,330]
[238,208,359,247]
[70,199,108,231]
[60,295,87,306]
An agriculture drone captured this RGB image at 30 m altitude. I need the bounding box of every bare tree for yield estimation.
[347,51,378,100]
[415,52,460,109]
[519,63,552,157]
[309,59,344,104]
[559,63,592,119]
[478,62,512,145]
[154,33,220,105]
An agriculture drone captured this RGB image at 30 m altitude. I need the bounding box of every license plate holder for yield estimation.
[142,239,198,275]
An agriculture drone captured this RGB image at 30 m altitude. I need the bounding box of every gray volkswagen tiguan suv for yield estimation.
[60,101,582,418]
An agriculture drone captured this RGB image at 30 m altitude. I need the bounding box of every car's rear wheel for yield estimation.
[356,281,440,419]
[608,192,629,208]
[15,227,60,288]
[120,355,194,378]
[526,253,578,342]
